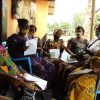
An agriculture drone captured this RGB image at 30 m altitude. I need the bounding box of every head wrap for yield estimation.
[17,19,29,29]
[53,29,62,35]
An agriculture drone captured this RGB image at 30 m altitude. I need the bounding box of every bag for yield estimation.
[21,88,52,100]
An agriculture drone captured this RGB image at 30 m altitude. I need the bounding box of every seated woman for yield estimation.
[43,29,65,58]
[27,25,43,57]
[86,24,100,54]
[7,19,55,82]
[68,50,100,100]
[64,25,100,95]
[27,25,37,39]
[0,45,39,100]
[66,26,89,62]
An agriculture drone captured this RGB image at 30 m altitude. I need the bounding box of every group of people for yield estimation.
[0,18,100,100]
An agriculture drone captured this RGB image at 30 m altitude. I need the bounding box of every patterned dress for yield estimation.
[69,74,97,100]
[68,38,89,54]
[7,33,55,81]
[0,45,41,100]
[43,39,64,57]
[69,52,100,100]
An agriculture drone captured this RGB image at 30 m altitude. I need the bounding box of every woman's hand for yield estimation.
[24,46,29,50]
[70,54,77,58]
[10,75,26,91]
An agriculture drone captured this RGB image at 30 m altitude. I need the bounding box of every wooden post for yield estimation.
[90,0,96,40]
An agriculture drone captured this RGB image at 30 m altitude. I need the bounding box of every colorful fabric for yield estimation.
[0,45,40,93]
[68,38,89,54]
[0,45,19,75]
[69,74,97,100]
[45,39,64,50]
[69,51,100,100]
[44,39,64,57]
[7,34,56,81]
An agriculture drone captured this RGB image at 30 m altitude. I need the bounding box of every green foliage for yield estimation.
[95,13,100,25]
[47,22,70,35]
[60,22,70,29]
[72,12,85,29]
[48,12,86,35]
[47,22,60,31]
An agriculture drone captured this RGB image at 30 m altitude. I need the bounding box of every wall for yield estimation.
[7,0,17,37]
[7,0,49,39]
[35,0,48,39]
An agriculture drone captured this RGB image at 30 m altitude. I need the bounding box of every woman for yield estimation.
[69,51,100,100]
[28,25,43,57]
[66,26,89,61]
[43,29,74,99]
[7,19,55,82]
[0,45,51,100]
[28,25,37,39]
[43,29,65,58]
[86,24,100,54]
[61,26,89,92]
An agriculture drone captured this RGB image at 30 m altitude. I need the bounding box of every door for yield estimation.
[0,0,7,44]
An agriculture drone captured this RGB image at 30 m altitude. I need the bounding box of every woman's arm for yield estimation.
[0,72,26,91]
[0,95,12,100]
[66,40,76,55]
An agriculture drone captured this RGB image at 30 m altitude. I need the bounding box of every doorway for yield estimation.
[0,0,7,44]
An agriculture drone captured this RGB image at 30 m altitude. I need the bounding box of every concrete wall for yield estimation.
[7,0,18,37]
[7,0,49,39]
[35,0,48,39]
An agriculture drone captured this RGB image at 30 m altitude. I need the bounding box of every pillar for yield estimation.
[90,0,96,40]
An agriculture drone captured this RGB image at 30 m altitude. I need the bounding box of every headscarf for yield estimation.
[53,29,62,40]
[17,19,29,29]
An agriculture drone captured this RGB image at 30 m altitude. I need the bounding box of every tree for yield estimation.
[95,13,100,26]
[47,22,59,32]
[60,22,70,29]
[72,12,85,29]
[47,22,71,34]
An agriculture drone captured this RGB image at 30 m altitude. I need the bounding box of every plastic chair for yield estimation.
[12,57,32,75]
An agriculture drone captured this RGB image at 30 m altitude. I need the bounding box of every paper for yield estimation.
[49,49,60,58]
[60,50,78,63]
[69,69,93,75]
[23,73,47,90]
[24,38,38,56]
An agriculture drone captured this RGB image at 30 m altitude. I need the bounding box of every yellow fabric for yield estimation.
[69,74,97,100]
[52,39,64,49]
[69,50,100,100]
[70,87,75,100]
